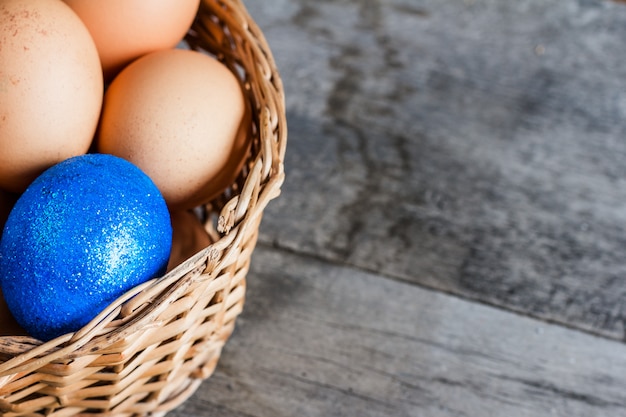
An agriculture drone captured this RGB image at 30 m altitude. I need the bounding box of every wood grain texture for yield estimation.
[245,0,626,340]
[171,246,626,417]
[167,1,626,415]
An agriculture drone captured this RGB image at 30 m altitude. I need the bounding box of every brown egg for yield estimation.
[0,0,103,193]
[167,209,212,272]
[63,0,200,81]
[97,49,250,210]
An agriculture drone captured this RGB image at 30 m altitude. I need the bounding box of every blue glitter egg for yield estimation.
[0,154,172,341]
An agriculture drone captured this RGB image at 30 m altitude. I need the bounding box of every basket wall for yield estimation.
[0,0,286,415]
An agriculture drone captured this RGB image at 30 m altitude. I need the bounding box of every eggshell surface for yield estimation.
[0,154,172,341]
[167,210,212,272]
[0,0,103,193]
[63,0,200,80]
[97,49,250,210]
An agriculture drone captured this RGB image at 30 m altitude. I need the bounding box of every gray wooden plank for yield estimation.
[170,245,626,417]
[243,0,626,340]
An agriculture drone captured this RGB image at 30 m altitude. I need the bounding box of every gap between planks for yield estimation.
[255,240,626,346]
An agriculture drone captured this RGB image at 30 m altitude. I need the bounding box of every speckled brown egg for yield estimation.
[0,0,103,193]
[97,48,250,210]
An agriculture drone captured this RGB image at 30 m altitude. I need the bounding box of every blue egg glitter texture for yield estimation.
[0,154,172,341]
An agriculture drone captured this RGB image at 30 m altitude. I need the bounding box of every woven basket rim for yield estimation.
[0,0,286,380]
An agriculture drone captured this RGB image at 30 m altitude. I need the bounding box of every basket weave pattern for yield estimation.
[0,0,286,415]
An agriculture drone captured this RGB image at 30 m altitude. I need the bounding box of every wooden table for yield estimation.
[172,0,626,415]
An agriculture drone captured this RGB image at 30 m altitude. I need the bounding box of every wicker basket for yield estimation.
[0,0,286,415]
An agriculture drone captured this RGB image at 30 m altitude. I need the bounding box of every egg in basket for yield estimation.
[0,0,286,415]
